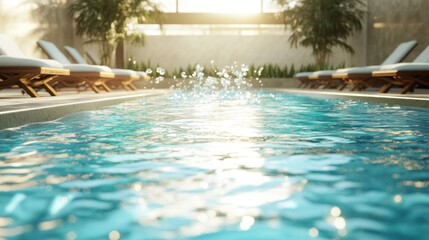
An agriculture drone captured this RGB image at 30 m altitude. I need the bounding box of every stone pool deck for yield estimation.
[0,88,428,130]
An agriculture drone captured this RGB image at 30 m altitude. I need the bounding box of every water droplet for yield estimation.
[239,216,255,231]
[181,72,187,78]
[67,231,77,240]
[155,76,164,83]
[156,67,165,76]
[145,69,152,74]
[308,227,319,238]
[330,207,341,217]
[109,230,121,240]
[333,217,346,230]
[394,194,402,203]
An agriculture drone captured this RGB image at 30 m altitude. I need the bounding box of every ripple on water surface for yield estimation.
[0,90,428,239]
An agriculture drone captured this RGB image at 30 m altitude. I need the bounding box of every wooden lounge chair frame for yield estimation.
[37,41,114,94]
[64,46,140,91]
[52,71,114,93]
[301,40,418,90]
[0,67,69,97]
[372,70,429,94]
[331,49,429,93]
[331,72,373,91]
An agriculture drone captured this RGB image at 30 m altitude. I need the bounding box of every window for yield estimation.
[152,0,281,13]
[141,0,284,36]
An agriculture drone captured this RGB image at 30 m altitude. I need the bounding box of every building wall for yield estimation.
[2,0,428,70]
[366,0,429,64]
[125,2,369,72]
[126,34,354,72]
[0,0,83,59]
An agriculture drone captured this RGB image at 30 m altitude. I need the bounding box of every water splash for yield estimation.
[145,62,264,95]
[155,67,165,84]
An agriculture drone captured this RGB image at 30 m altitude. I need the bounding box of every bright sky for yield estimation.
[154,0,280,13]
[179,0,261,13]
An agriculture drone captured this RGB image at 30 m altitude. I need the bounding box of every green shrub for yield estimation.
[126,58,345,79]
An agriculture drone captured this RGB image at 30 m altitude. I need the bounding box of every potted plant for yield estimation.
[276,0,366,67]
[69,0,163,68]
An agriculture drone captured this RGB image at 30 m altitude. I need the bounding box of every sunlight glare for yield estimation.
[179,0,261,14]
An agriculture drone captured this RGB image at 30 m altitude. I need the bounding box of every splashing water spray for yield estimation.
[144,61,264,98]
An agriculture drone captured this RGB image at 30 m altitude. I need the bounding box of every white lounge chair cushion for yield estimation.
[62,64,112,73]
[311,70,336,77]
[379,63,429,71]
[413,46,429,63]
[38,40,72,64]
[293,40,418,79]
[112,68,138,77]
[294,72,312,78]
[0,56,63,68]
[64,46,88,64]
[336,66,381,74]
[65,45,142,78]
[381,40,417,65]
[0,34,27,57]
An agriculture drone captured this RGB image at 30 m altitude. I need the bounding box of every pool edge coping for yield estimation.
[273,88,429,108]
[1,88,428,130]
[0,90,168,130]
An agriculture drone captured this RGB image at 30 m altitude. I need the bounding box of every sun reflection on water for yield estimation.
[0,90,428,239]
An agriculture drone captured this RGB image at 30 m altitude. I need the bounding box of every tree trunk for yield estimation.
[314,51,330,68]
[115,39,125,69]
[99,41,113,66]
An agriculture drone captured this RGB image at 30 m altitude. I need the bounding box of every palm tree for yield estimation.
[276,0,366,67]
[69,0,163,67]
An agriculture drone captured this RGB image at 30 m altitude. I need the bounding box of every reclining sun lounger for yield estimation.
[84,50,149,81]
[64,46,147,90]
[371,63,429,94]
[295,40,418,90]
[0,35,70,97]
[0,34,112,94]
[85,51,101,65]
[332,43,429,92]
[37,40,139,90]
[37,40,119,93]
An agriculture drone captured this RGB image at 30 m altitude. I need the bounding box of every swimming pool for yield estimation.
[0,90,428,239]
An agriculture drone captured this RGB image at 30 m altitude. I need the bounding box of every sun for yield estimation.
[178,0,262,14]
[206,0,261,14]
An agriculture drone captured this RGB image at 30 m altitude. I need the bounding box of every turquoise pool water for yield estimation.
[0,90,428,239]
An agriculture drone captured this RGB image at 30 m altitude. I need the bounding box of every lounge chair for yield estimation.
[85,50,149,81]
[37,40,120,93]
[333,44,429,93]
[65,46,148,89]
[370,63,429,94]
[0,35,70,97]
[296,40,418,90]
[85,51,100,65]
